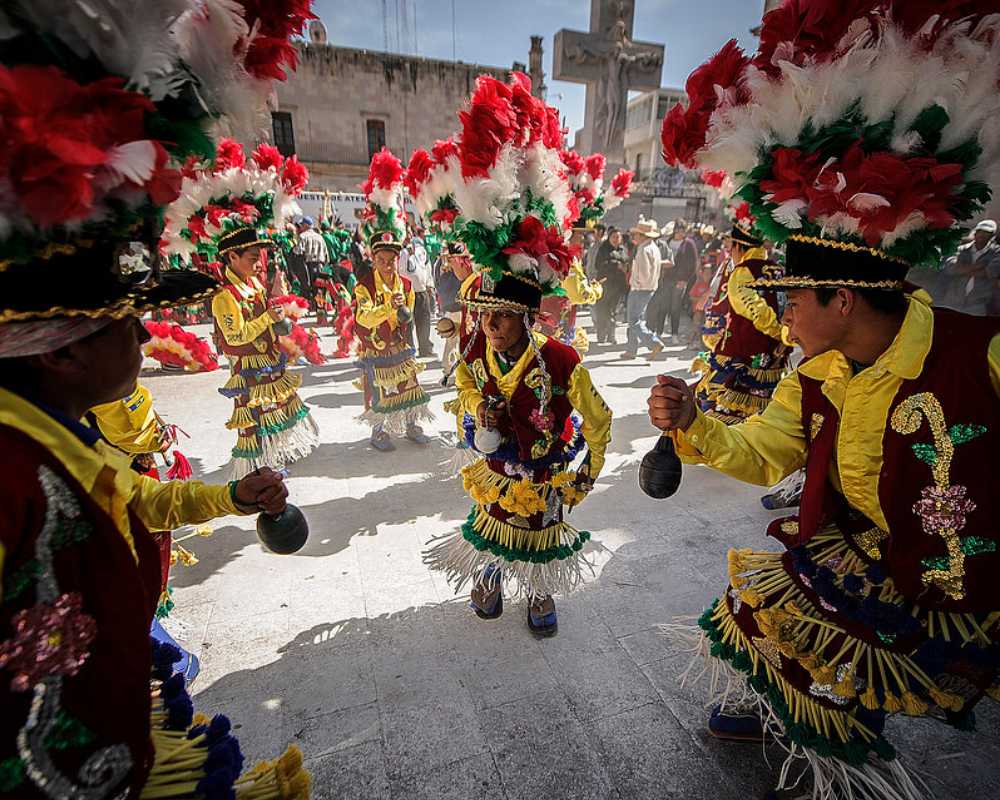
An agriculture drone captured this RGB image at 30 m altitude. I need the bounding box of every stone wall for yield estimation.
[273,44,510,191]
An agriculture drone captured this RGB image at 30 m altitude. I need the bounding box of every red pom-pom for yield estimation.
[405,149,435,197]
[559,149,585,176]
[215,138,246,171]
[252,143,284,171]
[609,169,634,198]
[700,170,727,189]
[584,154,606,183]
[362,148,405,196]
[281,155,308,194]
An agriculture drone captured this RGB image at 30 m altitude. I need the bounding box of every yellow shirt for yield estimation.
[455,331,613,477]
[672,295,1000,532]
[727,263,783,341]
[353,268,415,331]
[90,384,163,455]
[0,388,242,591]
[212,268,273,347]
[562,258,603,305]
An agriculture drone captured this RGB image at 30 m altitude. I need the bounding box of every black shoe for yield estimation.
[707,705,765,742]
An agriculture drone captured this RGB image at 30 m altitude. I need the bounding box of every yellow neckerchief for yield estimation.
[89,384,160,455]
[485,331,548,400]
[225,266,265,300]
[797,291,932,412]
[0,387,139,559]
[371,268,402,329]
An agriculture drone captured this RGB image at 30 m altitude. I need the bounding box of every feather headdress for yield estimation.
[161,139,306,265]
[661,1,1000,275]
[560,150,634,227]
[405,139,461,232]
[361,148,407,253]
[448,73,579,298]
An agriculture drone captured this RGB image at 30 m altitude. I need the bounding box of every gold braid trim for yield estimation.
[787,234,910,265]
[748,276,906,290]
[0,286,219,323]
[0,241,90,272]
[461,297,534,314]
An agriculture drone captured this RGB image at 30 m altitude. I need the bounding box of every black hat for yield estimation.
[0,236,218,324]
[217,226,273,257]
[749,235,908,291]
[728,223,762,249]
[460,271,542,314]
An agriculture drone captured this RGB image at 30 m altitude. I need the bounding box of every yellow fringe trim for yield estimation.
[724,533,996,721]
[238,353,281,370]
[236,433,260,453]
[470,504,571,554]
[226,405,255,431]
[248,373,302,409]
[372,359,425,390]
[223,372,247,392]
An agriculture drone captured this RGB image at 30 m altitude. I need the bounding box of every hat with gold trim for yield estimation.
[660,1,1000,291]
[0,2,311,325]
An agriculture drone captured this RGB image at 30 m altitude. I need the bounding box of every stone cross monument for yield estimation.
[553,0,664,162]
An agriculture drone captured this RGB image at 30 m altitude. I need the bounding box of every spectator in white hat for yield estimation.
[941,219,1000,316]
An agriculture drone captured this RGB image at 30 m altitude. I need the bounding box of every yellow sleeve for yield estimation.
[566,364,612,478]
[669,371,808,487]
[212,289,273,347]
[130,475,244,532]
[405,283,416,311]
[990,332,1000,397]
[354,284,393,329]
[727,265,783,340]
[562,261,603,305]
[455,359,484,418]
[89,385,162,455]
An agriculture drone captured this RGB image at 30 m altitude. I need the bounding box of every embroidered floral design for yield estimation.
[529,408,555,433]
[890,392,989,600]
[810,412,824,441]
[0,593,96,693]
[470,359,488,391]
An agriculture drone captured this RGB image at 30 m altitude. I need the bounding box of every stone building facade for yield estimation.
[271,40,512,191]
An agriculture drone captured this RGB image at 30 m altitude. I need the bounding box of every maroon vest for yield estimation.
[0,426,162,798]
[353,271,413,350]
[463,331,581,465]
[213,280,278,358]
[715,258,786,363]
[787,309,999,613]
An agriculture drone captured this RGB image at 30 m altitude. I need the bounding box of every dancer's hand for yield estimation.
[268,305,285,322]
[477,400,506,428]
[235,468,288,515]
[391,293,406,309]
[648,375,697,432]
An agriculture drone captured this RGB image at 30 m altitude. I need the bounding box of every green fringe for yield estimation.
[371,392,430,416]
[155,586,175,620]
[258,404,311,438]
[459,507,590,564]
[231,444,263,460]
[698,600,896,766]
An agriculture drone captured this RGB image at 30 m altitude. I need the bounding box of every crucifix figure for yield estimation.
[553,0,664,162]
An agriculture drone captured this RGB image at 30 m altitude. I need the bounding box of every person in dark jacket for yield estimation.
[592,227,630,344]
[649,220,701,343]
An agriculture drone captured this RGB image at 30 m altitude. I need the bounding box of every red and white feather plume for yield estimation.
[144,321,219,372]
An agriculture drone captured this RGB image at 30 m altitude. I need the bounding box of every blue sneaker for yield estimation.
[150,618,201,686]
[526,596,557,637]
[371,432,396,452]
[708,705,764,742]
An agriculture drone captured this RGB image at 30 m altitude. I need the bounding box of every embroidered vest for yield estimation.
[213,281,278,358]
[463,333,580,465]
[714,258,785,363]
[353,271,413,352]
[0,425,162,798]
[787,309,999,613]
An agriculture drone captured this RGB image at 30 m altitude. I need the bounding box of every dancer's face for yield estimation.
[372,248,398,279]
[481,309,526,354]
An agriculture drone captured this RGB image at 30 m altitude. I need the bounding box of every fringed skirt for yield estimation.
[355,345,432,435]
[425,458,592,602]
[660,516,1000,799]
[692,350,787,424]
[143,638,311,799]
[219,353,319,479]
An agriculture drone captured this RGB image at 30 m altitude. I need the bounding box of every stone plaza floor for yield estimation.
[149,315,1000,800]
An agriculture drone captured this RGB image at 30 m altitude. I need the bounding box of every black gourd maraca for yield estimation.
[638,434,683,499]
[256,504,309,554]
